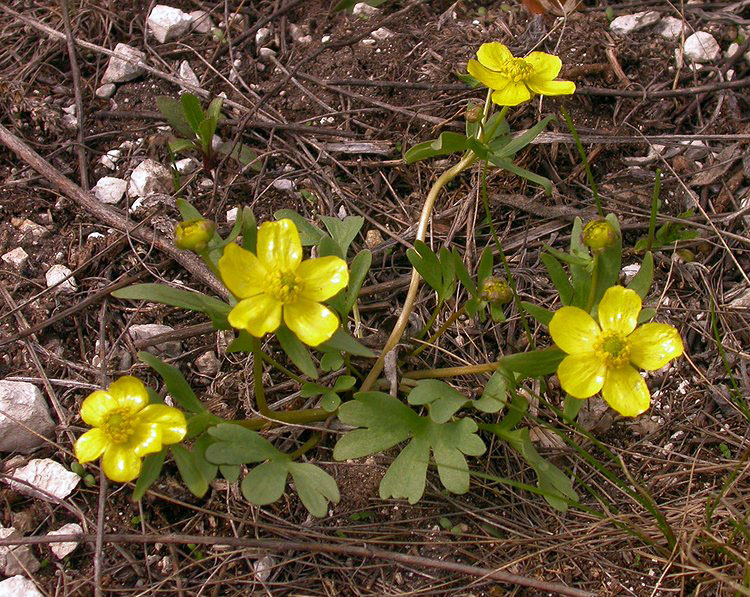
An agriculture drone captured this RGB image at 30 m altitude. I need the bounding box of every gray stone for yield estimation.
[128,324,181,357]
[93,176,127,205]
[175,157,198,174]
[683,32,721,62]
[147,5,193,43]
[609,11,661,35]
[128,159,171,198]
[255,27,272,48]
[99,148,121,170]
[226,207,238,224]
[14,218,47,242]
[2,248,28,269]
[353,3,379,17]
[370,27,394,40]
[296,34,312,45]
[5,459,80,502]
[95,83,116,99]
[0,381,54,453]
[102,43,146,84]
[178,60,199,90]
[195,351,220,376]
[189,10,214,34]
[46,523,83,559]
[272,178,295,192]
[658,16,685,40]
[0,527,40,577]
[0,576,44,597]
[45,264,77,293]
[258,47,277,63]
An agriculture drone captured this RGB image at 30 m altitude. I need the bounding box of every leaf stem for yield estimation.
[229,408,330,430]
[585,253,600,313]
[260,350,304,383]
[412,304,466,358]
[288,433,321,460]
[251,336,271,415]
[414,299,443,341]
[405,361,498,380]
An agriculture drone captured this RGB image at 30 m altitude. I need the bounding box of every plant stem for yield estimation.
[585,253,600,313]
[260,350,304,383]
[412,304,466,358]
[360,152,477,391]
[646,168,661,252]
[288,433,321,460]
[405,361,498,380]
[414,299,443,341]
[560,106,602,217]
[229,408,330,430]
[251,336,271,416]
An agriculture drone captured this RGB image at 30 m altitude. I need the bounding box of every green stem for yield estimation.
[288,433,321,460]
[405,361,498,380]
[481,105,510,143]
[560,106,602,217]
[585,253,600,313]
[260,351,304,383]
[229,408,330,430]
[412,304,466,358]
[414,299,443,341]
[250,336,271,416]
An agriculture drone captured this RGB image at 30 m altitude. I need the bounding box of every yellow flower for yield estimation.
[582,219,618,251]
[549,286,683,417]
[74,376,187,482]
[467,42,576,106]
[218,219,349,346]
[175,218,215,252]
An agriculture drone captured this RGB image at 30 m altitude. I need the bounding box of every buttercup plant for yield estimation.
[73,41,684,521]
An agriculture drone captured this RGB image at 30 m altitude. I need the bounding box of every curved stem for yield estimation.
[260,350,304,383]
[288,433,321,460]
[414,299,443,341]
[229,407,330,430]
[360,152,477,391]
[405,361,498,380]
[412,304,466,358]
[251,336,270,415]
[586,253,600,313]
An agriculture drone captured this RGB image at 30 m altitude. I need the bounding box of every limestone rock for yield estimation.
[175,157,198,174]
[370,27,394,40]
[13,218,47,242]
[45,264,77,293]
[101,43,146,84]
[0,381,55,453]
[255,27,272,48]
[195,351,220,376]
[95,83,116,99]
[0,527,40,577]
[658,16,685,40]
[128,159,171,198]
[609,11,661,35]
[353,3,379,17]
[0,575,44,597]
[2,247,29,270]
[46,523,83,559]
[178,60,199,90]
[147,5,193,43]
[128,324,181,357]
[5,459,80,502]
[93,176,127,205]
[189,10,214,34]
[99,149,121,170]
[683,32,721,63]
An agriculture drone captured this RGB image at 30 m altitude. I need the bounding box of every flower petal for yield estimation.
[284,298,339,346]
[557,353,606,398]
[491,83,531,106]
[467,59,511,91]
[101,444,142,483]
[601,365,650,417]
[256,219,302,272]
[123,421,163,457]
[628,323,684,371]
[598,286,641,336]
[297,256,349,302]
[476,42,514,71]
[74,428,109,463]
[218,243,268,299]
[526,79,576,97]
[80,390,118,426]
[524,52,562,81]
[137,404,187,445]
[108,376,149,414]
[549,306,601,355]
[228,295,282,337]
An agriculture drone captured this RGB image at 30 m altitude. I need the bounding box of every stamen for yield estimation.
[104,409,136,444]
[595,333,631,368]
[268,271,303,303]
[492,57,534,82]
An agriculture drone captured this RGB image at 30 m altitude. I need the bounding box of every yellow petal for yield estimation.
[467,59,510,91]
[297,256,349,302]
[101,444,142,483]
[284,298,339,346]
[524,52,562,81]
[108,376,149,415]
[557,353,606,398]
[598,286,641,336]
[80,390,118,426]
[476,42,514,71]
[256,219,302,272]
[123,421,163,457]
[526,79,576,97]
[491,83,531,106]
[628,323,683,371]
[218,243,268,299]
[74,428,109,463]
[549,306,601,354]
[601,365,650,417]
[228,295,282,337]
[138,404,187,445]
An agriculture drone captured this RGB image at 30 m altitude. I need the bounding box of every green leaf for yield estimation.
[330,249,371,318]
[273,210,326,245]
[379,434,429,503]
[562,394,584,422]
[626,252,653,299]
[320,350,344,371]
[590,214,623,308]
[205,424,280,464]
[541,253,573,305]
[477,247,494,285]
[454,71,482,88]
[288,462,340,517]
[452,249,476,296]
[241,460,288,505]
[241,207,257,252]
[218,141,260,171]
[407,379,467,424]
[171,444,209,498]
[321,329,375,357]
[156,96,194,138]
[180,93,204,133]
[499,347,565,378]
[226,330,253,354]
[321,392,341,412]
[319,215,364,257]
[192,433,218,486]
[488,155,553,195]
[637,307,656,324]
[318,236,341,258]
[404,131,469,164]
[474,369,507,413]
[168,138,197,154]
[197,116,218,155]
[138,352,206,414]
[219,464,241,482]
[277,326,318,378]
[205,97,223,123]
[407,241,443,296]
[132,449,166,501]
[333,375,356,392]
[520,301,553,326]
[569,217,592,308]
[494,115,555,158]
[112,284,231,330]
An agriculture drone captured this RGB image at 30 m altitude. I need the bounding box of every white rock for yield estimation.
[683,32,720,62]
[226,207,238,224]
[2,247,29,269]
[0,575,44,597]
[175,157,198,174]
[0,528,40,577]
[199,178,214,189]
[87,232,105,241]
[288,23,303,42]
[128,159,171,198]
[95,83,116,99]
[255,27,272,48]
[621,263,641,284]
[258,47,277,63]
[189,10,214,34]
[5,459,80,502]
[296,34,312,44]
[658,16,685,40]
[99,148,121,170]
[178,60,199,90]
[195,351,220,376]
[129,197,145,213]
[46,523,83,559]
[253,554,275,582]
[211,134,223,152]
[353,2,379,17]
[93,176,127,205]
[360,38,376,46]
[147,5,193,43]
[0,381,55,453]
[46,264,77,293]
[128,324,181,357]
[370,27,394,40]
[14,219,47,242]
[609,11,661,35]
[101,43,146,84]
[321,35,331,43]
[272,178,295,192]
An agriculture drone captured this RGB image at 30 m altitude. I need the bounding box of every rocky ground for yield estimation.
[1,0,749,595]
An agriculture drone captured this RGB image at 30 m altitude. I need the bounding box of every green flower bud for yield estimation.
[175,218,215,252]
[480,276,513,305]
[582,219,617,251]
[465,104,483,123]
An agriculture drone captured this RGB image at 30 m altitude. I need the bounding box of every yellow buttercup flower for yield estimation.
[467,42,576,106]
[549,286,683,417]
[218,219,349,346]
[74,376,187,482]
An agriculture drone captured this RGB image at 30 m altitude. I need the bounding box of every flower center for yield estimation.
[104,409,136,444]
[596,333,631,368]
[268,270,303,303]
[494,57,534,82]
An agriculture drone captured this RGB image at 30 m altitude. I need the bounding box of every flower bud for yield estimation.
[175,218,215,252]
[582,219,617,251]
[465,104,483,123]
[480,276,513,305]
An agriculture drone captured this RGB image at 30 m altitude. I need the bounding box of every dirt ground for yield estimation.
[1,0,749,595]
